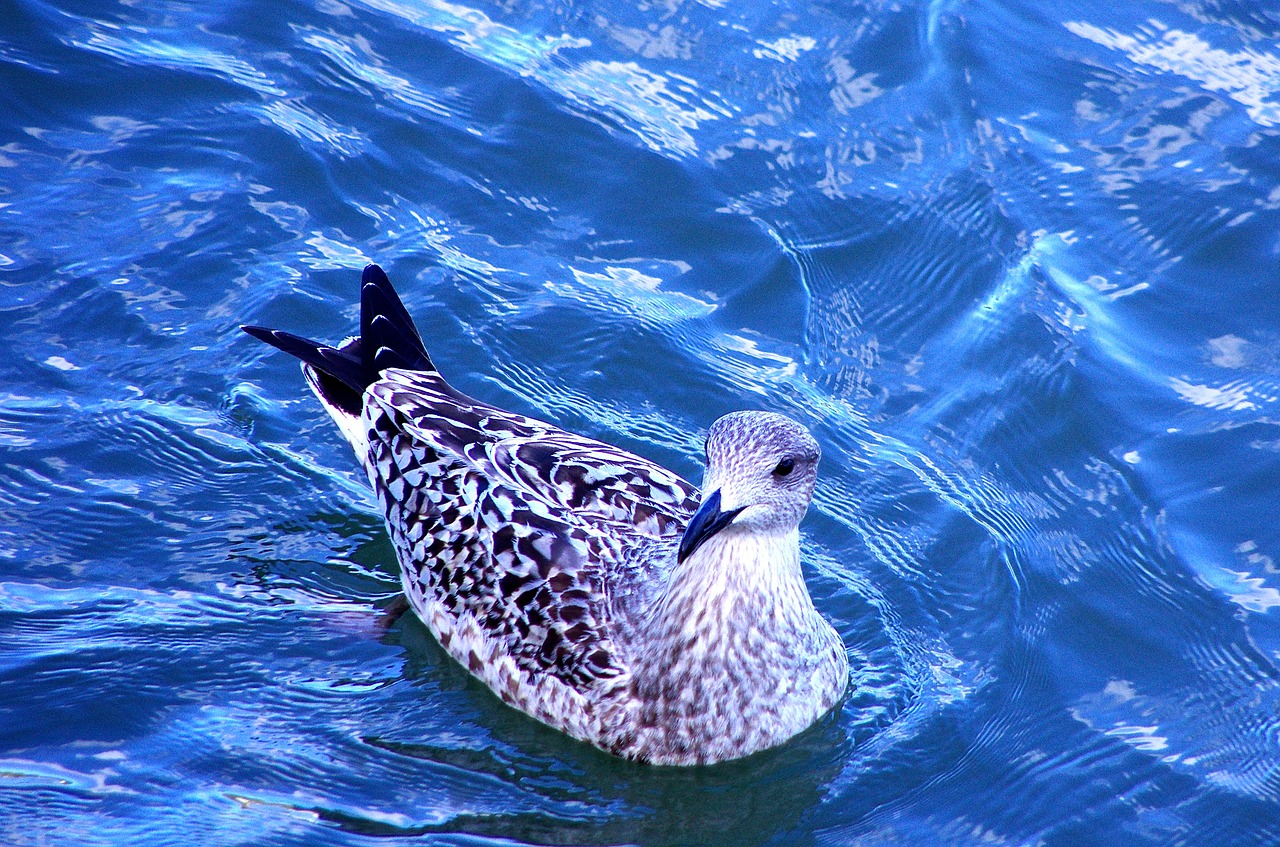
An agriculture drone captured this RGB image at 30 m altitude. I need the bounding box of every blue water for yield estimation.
[3,0,1280,843]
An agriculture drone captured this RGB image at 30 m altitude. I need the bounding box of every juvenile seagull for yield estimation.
[243,264,847,765]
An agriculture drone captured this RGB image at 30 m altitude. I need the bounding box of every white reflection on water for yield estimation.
[1066,20,1280,128]
[1167,376,1267,412]
[69,28,286,97]
[352,0,731,156]
[753,35,817,63]
[561,264,714,324]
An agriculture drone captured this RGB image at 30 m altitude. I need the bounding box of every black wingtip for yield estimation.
[360,263,434,375]
[242,323,367,416]
[242,265,435,397]
[242,324,364,387]
[241,324,279,346]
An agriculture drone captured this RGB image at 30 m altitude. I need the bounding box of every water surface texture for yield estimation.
[3,0,1280,844]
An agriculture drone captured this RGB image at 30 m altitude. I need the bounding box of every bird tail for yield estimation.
[242,263,434,416]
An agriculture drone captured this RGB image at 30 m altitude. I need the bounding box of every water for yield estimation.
[3,0,1280,843]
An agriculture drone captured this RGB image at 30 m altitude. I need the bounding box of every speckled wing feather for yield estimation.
[362,368,698,689]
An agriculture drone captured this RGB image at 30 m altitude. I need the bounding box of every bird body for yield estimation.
[244,265,847,765]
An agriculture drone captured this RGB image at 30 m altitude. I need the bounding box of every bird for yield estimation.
[242,264,848,765]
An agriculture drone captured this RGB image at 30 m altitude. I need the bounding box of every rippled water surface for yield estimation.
[4,0,1280,843]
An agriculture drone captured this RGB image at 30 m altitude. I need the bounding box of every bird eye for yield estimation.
[773,457,795,477]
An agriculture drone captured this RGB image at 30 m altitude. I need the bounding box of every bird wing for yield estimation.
[362,368,697,688]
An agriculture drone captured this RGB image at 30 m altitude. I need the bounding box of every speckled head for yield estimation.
[678,411,820,562]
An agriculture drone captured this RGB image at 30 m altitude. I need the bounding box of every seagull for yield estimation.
[243,264,848,765]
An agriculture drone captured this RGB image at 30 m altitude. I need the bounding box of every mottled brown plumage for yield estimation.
[244,264,847,765]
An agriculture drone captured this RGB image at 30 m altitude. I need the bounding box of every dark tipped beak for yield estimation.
[678,489,745,563]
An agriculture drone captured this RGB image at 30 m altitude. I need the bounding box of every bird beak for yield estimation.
[678,489,745,563]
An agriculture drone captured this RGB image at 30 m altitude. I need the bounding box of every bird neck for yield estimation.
[670,524,798,611]
[616,526,844,765]
[648,526,817,650]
